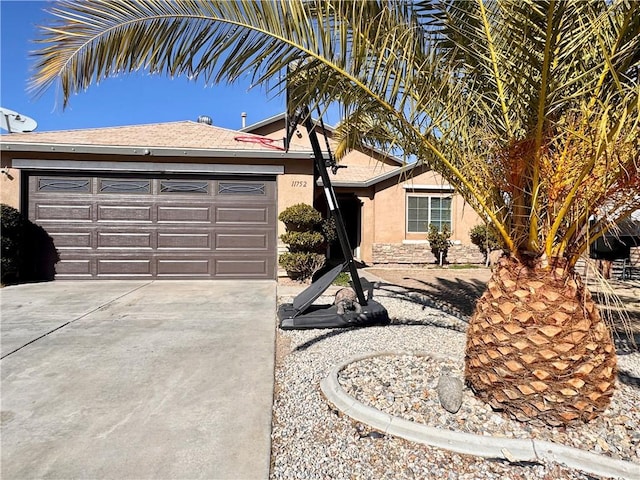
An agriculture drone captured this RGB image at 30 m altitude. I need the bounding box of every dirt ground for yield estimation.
[365,265,640,350]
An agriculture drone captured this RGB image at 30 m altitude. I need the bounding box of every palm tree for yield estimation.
[31,0,639,426]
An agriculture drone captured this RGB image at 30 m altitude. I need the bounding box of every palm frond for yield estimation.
[30,0,640,265]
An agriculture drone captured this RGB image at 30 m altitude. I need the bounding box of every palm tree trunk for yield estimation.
[465,256,617,426]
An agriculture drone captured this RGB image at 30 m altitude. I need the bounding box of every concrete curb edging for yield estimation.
[320,352,640,480]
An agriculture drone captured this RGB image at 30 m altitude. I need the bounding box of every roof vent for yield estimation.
[197,115,212,125]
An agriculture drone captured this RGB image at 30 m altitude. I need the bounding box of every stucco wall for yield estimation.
[363,169,484,264]
[277,158,315,238]
[0,168,20,209]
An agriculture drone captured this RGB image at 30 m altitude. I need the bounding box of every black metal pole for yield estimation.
[302,112,368,306]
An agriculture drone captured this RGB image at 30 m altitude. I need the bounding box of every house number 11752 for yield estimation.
[291,181,307,187]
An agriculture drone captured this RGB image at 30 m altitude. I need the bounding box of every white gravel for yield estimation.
[271,284,640,479]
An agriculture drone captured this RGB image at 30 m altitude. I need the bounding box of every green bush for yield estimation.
[279,231,325,253]
[278,203,328,281]
[278,203,323,231]
[1,204,60,285]
[321,216,338,245]
[279,252,326,281]
[428,224,452,264]
[469,224,502,259]
[1,204,25,284]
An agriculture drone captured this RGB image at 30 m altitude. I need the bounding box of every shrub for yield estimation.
[278,203,323,231]
[321,216,338,245]
[1,205,25,284]
[428,224,452,265]
[279,231,325,253]
[469,224,502,260]
[1,204,59,285]
[279,203,328,281]
[279,252,326,281]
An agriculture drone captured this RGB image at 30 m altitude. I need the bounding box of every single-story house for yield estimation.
[1,115,483,280]
[242,113,483,266]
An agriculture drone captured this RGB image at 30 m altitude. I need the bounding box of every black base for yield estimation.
[278,299,390,330]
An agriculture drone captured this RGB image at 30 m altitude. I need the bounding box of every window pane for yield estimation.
[407,195,429,233]
[100,179,150,194]
[38,177,90,193]
[218,182,266,195]
[161,180,209,194]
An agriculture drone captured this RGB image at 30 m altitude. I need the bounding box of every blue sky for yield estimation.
[0,1,297,133]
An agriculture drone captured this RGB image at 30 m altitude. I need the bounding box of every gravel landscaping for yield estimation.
[271,267,640,479]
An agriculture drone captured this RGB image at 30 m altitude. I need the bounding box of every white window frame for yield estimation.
[406,193,453,234]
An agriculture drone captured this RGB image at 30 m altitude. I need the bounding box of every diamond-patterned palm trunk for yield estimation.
[465,256,617,426]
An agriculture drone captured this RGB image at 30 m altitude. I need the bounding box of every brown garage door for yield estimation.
[27,173,277,279]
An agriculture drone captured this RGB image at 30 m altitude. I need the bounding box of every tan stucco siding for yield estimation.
[373,179,407,243]
[277,158,315,238]
[0,168,21,209]
[373,169,482,245]
[452,195,482,243]
[359,194,375,263]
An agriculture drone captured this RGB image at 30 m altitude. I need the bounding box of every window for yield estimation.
[38,177,91,193]
[218,182,265,195]
[160,180,209,194]
[99,179,150,194]
[407,195,452,233]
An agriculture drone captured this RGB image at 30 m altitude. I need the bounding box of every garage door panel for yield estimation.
[49,231,93,249]
[215,232,270,250]
[158,232,211,250]
[215,258,270,277]
[98,205,153,222]
[56,259,93,276]
[158,205,211,223]
[157,259,210,276]
[216,206,270,224]
[97,232,153,249]
[36,204,92,222]
[97,259,153,276]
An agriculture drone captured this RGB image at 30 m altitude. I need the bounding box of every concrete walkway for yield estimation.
[1,280,276,480]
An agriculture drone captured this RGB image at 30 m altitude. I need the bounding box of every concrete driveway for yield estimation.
[0,280,276,480]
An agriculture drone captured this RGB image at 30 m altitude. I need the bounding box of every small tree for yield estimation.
[469,224,502,264]
[278,203,326,281]
[427,224,452,266]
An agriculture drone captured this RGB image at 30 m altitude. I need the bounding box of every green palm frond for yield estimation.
[31,0,640,265]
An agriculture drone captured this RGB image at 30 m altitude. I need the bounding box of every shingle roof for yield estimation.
[323,161,423,187]
[1,121,308,153]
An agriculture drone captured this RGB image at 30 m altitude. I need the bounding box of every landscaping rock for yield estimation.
[437,368,463,414]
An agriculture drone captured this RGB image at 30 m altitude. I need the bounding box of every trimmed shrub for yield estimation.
[279,231,325,253]
[469,223,502,261]
[279,252,326,281]
[279,203,327,281]
[278,203,323,232]
[428,224,452,265]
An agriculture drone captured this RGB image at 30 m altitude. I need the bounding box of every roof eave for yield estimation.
[1,141,314,160]
[240,113,287,132]
[318,163,427,188]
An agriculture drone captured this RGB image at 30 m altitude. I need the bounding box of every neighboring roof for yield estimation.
[1,121,313,159]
